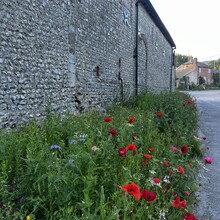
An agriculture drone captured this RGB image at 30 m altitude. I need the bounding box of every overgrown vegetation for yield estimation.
[0,92,205,219]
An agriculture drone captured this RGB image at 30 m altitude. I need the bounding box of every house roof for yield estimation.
[176,69,193,79]
[197,62,211,68]
[212,69,220,74]
[138,0,176,49]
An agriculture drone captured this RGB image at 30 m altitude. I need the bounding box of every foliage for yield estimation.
[208,59,220,70]
[198,76,205,85]
[213,73,220,86]
[0,92,205,220]
[175,54,188,67]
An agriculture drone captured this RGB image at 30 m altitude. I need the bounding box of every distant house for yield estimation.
[176,57,213,87]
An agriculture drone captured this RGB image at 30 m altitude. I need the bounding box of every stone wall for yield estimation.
[0,0,175,128]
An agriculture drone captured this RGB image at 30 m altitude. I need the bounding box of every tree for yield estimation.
[175,54,188,67]
[213,73,220,86]
[208,59,220,70]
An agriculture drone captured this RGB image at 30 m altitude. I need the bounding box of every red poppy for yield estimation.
[185,191,190,196]
[187,100,194,105]
[144,154,151,159]
[121,183,141,201]
[155,112,164,117]
[163,161,170,167]
[178,166,185,174]
[183,213,197,220]
[103,117,112,123]
[118,148,127,157]
[141,190,156,201]
[142,159,149,167]
[183,103,186,107]
[169,170,174,175]
[148,147,154,153]
[179,200,187,210]
[181,145,188,154]
[128,116,135,124]
[125,144,137,152]
[172,196,180,208]
[153,178,161,184]
[108,129,118,137]
[172,196,186,210]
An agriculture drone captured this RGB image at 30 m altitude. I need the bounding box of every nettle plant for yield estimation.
[0,92,211,220]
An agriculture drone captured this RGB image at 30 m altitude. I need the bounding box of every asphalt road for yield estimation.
[187,90,220,220]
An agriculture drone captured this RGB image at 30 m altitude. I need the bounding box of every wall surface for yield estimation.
[0,0,175,128]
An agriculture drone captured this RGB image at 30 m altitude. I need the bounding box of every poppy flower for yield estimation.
[185,191,190,196]
[169,170,174,175]
[153,178,161,184]
[148,147,154,153]
[125,144,137,152]
[144,154,151,159]
[187,100,194,105]
[155,112,164,117]
[128,116,135,124]
[163,161,170,167]
[183,213,197,220]
[204,156,212,164]
[108,129,118,137]
[103,117,112,123]
[172,196,180,208]
[118,148,127,157]
[177,166,185,174]
[121,183,141,201]
[181,145,188,154]
[141,190,156,201]
[142,159,149,167]
[179,200,187,210]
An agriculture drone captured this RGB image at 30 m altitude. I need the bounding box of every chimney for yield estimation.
[187,56,193,62]
[193,58,197,64]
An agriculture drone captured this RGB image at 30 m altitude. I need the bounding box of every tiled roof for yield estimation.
[211,69,220,74]
[138,0,176,48]
[197,62,211,68]
[176,69,193,79]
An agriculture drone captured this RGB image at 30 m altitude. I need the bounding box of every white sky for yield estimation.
[150,0,220,61]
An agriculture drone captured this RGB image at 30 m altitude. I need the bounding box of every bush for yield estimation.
[0,92,203,219]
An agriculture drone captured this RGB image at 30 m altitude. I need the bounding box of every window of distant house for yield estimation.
[208,69,211,73]
[199,68,201,73]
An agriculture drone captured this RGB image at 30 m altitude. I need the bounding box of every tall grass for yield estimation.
[0,92,203,219]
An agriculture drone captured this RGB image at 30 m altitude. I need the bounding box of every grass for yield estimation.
[0,91,205,220]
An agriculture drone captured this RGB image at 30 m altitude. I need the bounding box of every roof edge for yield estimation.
[138,0,176,49]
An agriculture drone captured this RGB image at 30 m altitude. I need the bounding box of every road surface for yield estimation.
[188,90,220,220]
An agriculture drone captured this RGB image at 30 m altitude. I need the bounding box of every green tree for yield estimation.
[213,73,220,86]
[175,54,188,67]
[208,59,220,70]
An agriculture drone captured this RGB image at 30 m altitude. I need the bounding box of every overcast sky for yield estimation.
[150,0,220,61]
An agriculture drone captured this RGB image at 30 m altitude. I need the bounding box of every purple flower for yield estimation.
[50,145,61,150]
[71,139,77,144]
[79,137,85,142]
[171,146,178,152]
[68,159,75,166]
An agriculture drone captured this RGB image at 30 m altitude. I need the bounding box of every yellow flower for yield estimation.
[26,215,31,220]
